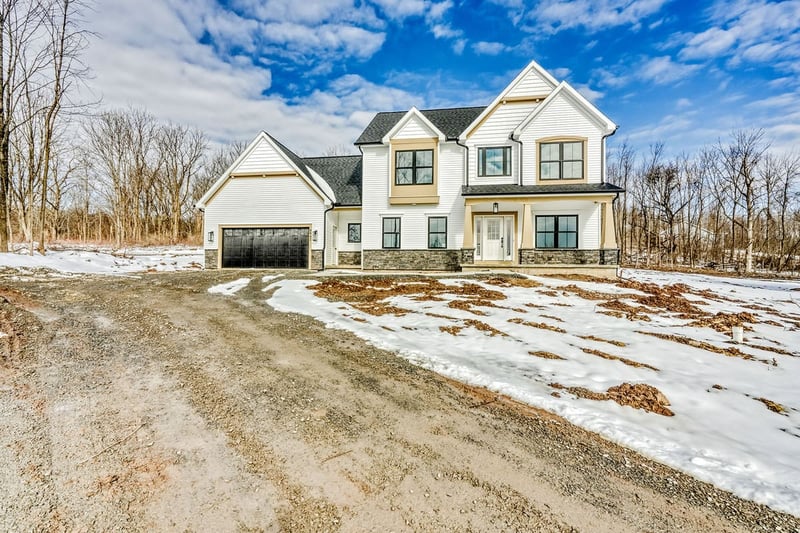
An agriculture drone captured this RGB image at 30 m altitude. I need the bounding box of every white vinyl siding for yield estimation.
[203,176,325,250]
[506,69,555,98]
[361,142,464,250]
[467,102,538,185]
[392,114,439,140]
[361,145,390,249]
[335,210,362,252]
[518,93,603,185]
[529,201,600,249]
[231,137,293,174]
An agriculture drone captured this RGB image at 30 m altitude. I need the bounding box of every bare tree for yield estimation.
[157,123,206,243]
[715,129,768,272]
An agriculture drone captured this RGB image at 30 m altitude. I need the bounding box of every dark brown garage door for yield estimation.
[221,227,309,268]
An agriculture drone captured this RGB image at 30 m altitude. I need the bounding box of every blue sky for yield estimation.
[82,0,800,158]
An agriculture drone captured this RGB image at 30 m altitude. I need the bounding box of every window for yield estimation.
[382,217,401,248]
[347,223,361,243]
[478,147,511,177]
[540,141,583,180]
[536,215,578,249]
[428,217,447,248]
[395,149,433,185]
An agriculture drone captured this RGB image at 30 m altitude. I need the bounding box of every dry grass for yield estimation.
[579,335,627,347]
[529,350,565,360]
[483,276,542,289]
[540,314,565,323]
[447,300,488,316]
[598,300,652,322]
[755,397,787,415]
[550,382,674,416]
[439,325,464,336]
[507,317,567,333]
[580,347,659,371]
[463,319,507,337]
[688,312,757,333]
[636,330,773,365]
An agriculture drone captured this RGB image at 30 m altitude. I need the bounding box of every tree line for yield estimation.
[609,129,800,274]
[3,1,799,275]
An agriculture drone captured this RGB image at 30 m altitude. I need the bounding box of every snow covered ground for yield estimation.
[267,270,800,517]
[0,245,203,275]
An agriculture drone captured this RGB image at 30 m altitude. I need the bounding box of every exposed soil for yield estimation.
[0,270,798,532]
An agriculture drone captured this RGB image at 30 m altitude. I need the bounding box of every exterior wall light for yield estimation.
[207,230,214,242]
[312,229,318,242]
[492,202,499,214]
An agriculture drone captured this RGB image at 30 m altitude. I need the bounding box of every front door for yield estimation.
[478,215,514,261]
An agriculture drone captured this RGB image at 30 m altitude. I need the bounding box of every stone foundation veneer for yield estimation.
[336,251,362,266]
[460,248,475,265]
[204,249,218,269]
[310,250,323,270]
[363,249,461,271]
[518,248,619,265]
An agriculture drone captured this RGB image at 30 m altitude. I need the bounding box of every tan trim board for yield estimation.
[389,195,440,205]
[502,95,548,103]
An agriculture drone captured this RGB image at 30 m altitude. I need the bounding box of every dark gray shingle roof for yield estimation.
[461,183,625,196]
[303,155,362,206]
[355,106,486,145]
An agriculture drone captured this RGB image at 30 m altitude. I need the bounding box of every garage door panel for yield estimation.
[222,227,308,268]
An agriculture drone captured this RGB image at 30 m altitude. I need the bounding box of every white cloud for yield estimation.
[551,67,572,80]
[573,83,604,102]
[677,0,800,73]
[519,0,670,34]
[638,56,701,85]
[77,0,418,156]
[261,22,386,61]
[471,41,508,56]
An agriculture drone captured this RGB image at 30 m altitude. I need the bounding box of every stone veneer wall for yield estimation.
[336,251,362,266]
[460,248,475,265]
[362,249,461,271]
[519,249,603,265]
[205,249,218,269]
[310,250,323,270]
[600,249,620,265]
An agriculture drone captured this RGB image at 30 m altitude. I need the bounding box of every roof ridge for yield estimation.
[302,154,361,160]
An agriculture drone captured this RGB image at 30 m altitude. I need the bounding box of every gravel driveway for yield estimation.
[0,270,797,532]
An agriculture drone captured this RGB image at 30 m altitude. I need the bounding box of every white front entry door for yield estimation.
[478,215,514,261]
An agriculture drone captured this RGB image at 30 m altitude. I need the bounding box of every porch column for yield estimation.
[601,200,617,248]
[463,204,474,248]
[521,203,534,248]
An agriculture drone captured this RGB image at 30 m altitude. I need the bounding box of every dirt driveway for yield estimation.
[0,270,797,532]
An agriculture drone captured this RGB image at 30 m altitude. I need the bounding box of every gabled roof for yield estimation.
[459,59,559,141]
[461,183,625,196]
[355,106,485,145]
[303,155,362,206]
[195,131,335,209]
[511,82,617,139]
[381,107,445,143]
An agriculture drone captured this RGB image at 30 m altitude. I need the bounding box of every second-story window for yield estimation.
[395,149,433,185]
[540,141,584,180]
[478,146,511,177]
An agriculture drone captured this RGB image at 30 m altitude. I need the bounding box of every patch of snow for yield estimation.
[268,272,800,517]
[260,274,284,291]
[0,245,204,275]
[208,278,251,296]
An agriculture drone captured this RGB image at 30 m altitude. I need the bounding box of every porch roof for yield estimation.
[461,182,624,197]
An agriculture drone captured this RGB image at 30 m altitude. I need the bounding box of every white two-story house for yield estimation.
[196,60,623,276]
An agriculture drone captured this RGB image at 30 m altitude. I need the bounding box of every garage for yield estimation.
[221,227,309,268]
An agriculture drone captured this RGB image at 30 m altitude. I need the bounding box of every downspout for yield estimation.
[509,134,523,185]
[455,138,469,187]
[600,126,619,184]
[322,203,335,271]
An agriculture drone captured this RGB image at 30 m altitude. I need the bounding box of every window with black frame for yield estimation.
[395,149,433,185]
[478,146,511,177]
[428,217,447,248]
[536,215,578,248]
[540,141,583,180]
[347,223,361,243]
[382,217,401,248]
